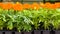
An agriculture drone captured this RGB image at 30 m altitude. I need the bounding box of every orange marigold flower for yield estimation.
[2,2,13,10]
[23,3,31,9]
[13,3,23,10]
[0,2,4,7]
[31,3,40,10]
[39,2,45,8]
[51,4,57,9]
[45,2,50,4]
[2,4,7,9]
[6,2,13,9]
[55,3,60,8]
[45,2,51,8]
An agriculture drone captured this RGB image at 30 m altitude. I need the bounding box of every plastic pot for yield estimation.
[5,31,12,34]
[0,31,3,34]
[42,30,50,34]
[34,30,41,34]
[23,31,32,34]
[55,30,60,34]
[15,31,21,34]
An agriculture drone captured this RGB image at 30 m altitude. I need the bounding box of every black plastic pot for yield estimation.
[15,31,21,34]
[0,31,3,34]
[34,30,41,34]
[42,30,50,34]
[5,31,12,34]
[55,30,60,34]
[23,31,32,34]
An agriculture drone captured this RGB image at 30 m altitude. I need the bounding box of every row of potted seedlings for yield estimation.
[0,8,60,34]
[0,2,60,34]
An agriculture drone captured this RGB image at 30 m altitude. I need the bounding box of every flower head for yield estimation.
[2,2,13,10]
[23,3,31,9]
[31,3,40,10]
[13,2,23,10]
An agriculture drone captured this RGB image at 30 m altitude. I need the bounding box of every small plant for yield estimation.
[51,9,60,30]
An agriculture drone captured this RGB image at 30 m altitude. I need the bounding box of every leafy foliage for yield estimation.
[0,8,60,32]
